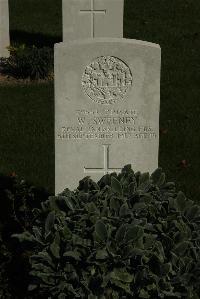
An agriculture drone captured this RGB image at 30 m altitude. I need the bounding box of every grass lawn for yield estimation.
[0,0,199,199]
[0,82,55,192]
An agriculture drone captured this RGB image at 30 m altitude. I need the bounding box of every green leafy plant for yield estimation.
[14,165,200,298]
[0,237,12,299]
[0,173,50,298]
[0,44,53,80]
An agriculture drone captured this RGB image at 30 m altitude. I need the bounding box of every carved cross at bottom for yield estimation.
[84,144,121,176]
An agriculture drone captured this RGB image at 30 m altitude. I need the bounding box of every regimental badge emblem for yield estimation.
[82,56,133,105]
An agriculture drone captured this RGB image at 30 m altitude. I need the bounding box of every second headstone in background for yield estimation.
[0,0,10,57]
[62,0,124,41]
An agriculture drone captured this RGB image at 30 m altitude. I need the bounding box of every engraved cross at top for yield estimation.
[80,0,106,38]
[84,144,121,175]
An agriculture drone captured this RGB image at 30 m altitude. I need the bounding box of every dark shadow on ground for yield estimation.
[10,30,62,47]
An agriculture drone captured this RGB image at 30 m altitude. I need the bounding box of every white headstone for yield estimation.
[0,0,10,57]
[55,0,161,194]
[62,0,124,41]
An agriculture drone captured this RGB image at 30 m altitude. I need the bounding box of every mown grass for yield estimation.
[0,82,54,192]
[124,0,200,199]
[0,0,199,198]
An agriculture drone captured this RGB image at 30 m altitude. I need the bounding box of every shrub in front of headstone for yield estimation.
[0,44,53,80]
[14,166,200,298]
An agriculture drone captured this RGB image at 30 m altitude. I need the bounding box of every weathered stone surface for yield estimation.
[0,0,10,57]
[62,0,124,41]
[55,38,161,193]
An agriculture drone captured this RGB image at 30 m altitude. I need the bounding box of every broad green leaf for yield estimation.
[95,220,107,242]
[144,234,156,249]
[28,284,37,291]
[151,168,163,185]
[58,293,68,299]
[139,289,150,298]
[72,234,91,247]
[64,250,81,261]
[119,203,131,217]
[111,278,133,295]
[61,224,72,240]
[155,241,165,263]
[29,270,55,285]
[128,181,137,193]
[90,215,99,224]
[115,224,127,244]
[50,232,60,258]
[96,248,108,260]
[169,197,177,210]
[186,205,200,220]
[111,176,123,195]
[126,225,144,242]
[176,191,186,212]
[110,197,120,212]
[138,173,151,190]
[131,248,144,256]
[45,211,55,236]
[31,251,55,268]
[162,263,171,275]
[112,291,119,299]
[121,164,132,173]
[32,263,53,273]
[64,196,75,210]
[123,245,134,258]
[32,227,43,243]
[132,202,146,211]
[164,182,175,189]
[146,283,156,291]
[47,196,61,212]
[110,268,134,283]
[157,172,165,186]
[61,283,77,296]
[142,193,153,204]
[85,202,99,214]
[12,231,36,243]
[170,251,179,268]
[162,291,182,298]
[173,241,190,256]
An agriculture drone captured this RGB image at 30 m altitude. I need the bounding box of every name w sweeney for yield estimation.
[77,116,136,125]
